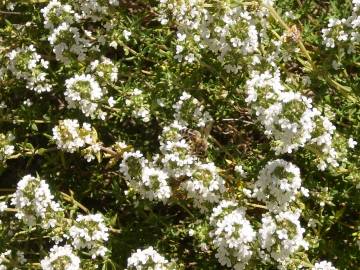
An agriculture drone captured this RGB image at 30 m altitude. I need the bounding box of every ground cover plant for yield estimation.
[0,0,359,269]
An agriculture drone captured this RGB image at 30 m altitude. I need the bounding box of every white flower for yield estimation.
[234,165,247,177]
[127,247,171,270]
[312,260,338,270]
[89,57,118,83]
[209,200,256,269]
[0,202,7,212]
[181,162,226,211]
[138,166,172,202]
[6,46,52,93]
[109,40,118,48]
[123,30,132,41]
[108,97,116,107]
[258,210,308,266]
[253,159,303,211]
[348,137,357,148]
[64,74,107,118]
[40,245,80,270]
[67,213,109,258]
[11,175,62,228]
[52,119,99,160]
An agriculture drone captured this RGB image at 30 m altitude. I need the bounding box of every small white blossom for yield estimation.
[67,213,109,258]
[210,200,256,269]
[258,210,308,266]
[6,46,52,93]
[65,74,107,118]
[41,245,80,270]
[348,137,357,148]
[253,159,303,212]
[312,260,338,270]
[127,247,172,270]
[11,175,62,228]
[123,30,132,41]
[52,119,100,161]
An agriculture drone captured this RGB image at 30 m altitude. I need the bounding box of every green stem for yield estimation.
[8,147,58,160]
[60,192,90,214]
[175,201,195,218]
[245,202,267,209]
[0,119,51,124]
[265,5,313,66]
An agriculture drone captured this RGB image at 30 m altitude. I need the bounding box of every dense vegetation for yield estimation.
[0,0,359,269]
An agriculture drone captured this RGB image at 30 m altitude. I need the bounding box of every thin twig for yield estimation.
[265,5,313,65]
[100,146,119,156]
[245,202,267,210]
[0,11,22,15]
[60,192,90,214]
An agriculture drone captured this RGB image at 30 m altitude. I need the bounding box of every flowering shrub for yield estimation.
[126,246,178,270]
[40,245,81,270]
[209,200,256,269]
[0,0,359,269]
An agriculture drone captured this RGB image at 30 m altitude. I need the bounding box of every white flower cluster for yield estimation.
[159,121,197,178]
[6,45,52,93]
[245,70,317,154]
[0,250,27,270]
[0,133,15,166]
[88,56,118,84]
[10,175,62,228]
[312,260,338,270]
[181,162,226,209]
[205,159,310,268]
[173,92,213,128]
[125,88,151,123]
[258,210,308,267]
[48,22,91,63]
[159,124,226,210]
[5,174,111,268]
[245,70,338,170]
[120,93,225,209]
[41,0,78,30]
[252,159,306,211]
[321,0,360,51]
[348,137,358,148]
[120,151,147,181]
[158,0,269,73]
[52,119,101,161]
[234,164,247,178]
[64,74,109,119]
[309,116,339,170]
[126,246,172,270]
[120,151,172,203]
[0,250,11,270]
[0,202,6,213]
[40,245,80,270]
[42,0,119,63]
[209,200,256,270]
[67,214,109,258]
[71,0,119,22]
[162,94,225,210]
[141,166,172,202]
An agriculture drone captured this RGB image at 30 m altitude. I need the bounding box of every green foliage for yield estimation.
[0,0,359,269]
